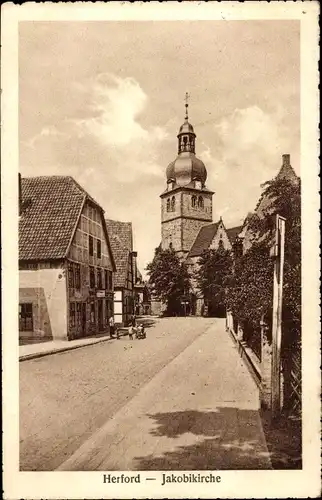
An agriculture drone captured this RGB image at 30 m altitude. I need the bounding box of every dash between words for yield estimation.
[103,473,222,485]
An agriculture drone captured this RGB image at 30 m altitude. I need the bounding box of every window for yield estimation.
[19,303,33,331]
[68,262,74,288]
[171,196,175,211]
[108,270,113,290]
[89,235,94,256]
[166,198,170,212]
[97,268,102,289]
[104,269,108,290]
[198,196,204,209]
[76,303,82,326]
[74,263,81,289]
[218,239,224,250]
[69,302,76,327]
[89,266,95,288]
[191,195,197,208]
[97,239,101,259]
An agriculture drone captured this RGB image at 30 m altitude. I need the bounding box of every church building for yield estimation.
[156,96,241,316]
[160,97,214,258]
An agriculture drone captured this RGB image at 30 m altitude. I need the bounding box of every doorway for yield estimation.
[82,303,87,336]
[98,300,103,332]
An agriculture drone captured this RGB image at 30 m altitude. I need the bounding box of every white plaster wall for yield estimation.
[19,268,67,340]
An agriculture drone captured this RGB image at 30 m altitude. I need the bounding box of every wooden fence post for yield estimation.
[271,214,286,419]
[260,316,272,409]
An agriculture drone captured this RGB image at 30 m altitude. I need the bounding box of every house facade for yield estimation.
[134,270,151,316]
[105,219,137,326]
[19,176,116,342]
[240,154,300,253]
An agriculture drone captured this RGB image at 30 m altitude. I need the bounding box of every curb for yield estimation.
[227,327,261,387]
[19,333,128,362]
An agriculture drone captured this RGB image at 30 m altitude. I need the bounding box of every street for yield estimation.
[20,318,271,471]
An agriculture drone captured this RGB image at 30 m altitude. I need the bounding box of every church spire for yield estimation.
[177,92,196,154]
[184,92,189,121]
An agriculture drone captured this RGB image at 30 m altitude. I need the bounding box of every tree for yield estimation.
[227,176,301,345]
[146,246,190,315]
[197,246,233,317]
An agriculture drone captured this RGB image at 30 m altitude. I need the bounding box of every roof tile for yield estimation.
[187,221,220,258]
[105,219,133,288]
[19,176,85,261]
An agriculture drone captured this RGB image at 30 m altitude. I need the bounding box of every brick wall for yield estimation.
[161,188,213,254]
[161,218,182,251]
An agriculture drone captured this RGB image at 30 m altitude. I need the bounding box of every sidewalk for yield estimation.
[19,331,127,362]
[58,319,272,471]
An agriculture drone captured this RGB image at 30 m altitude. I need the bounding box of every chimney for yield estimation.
[282,154,290,167]
[18,173,22,216]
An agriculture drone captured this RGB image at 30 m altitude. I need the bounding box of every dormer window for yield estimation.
[167,180,175,191]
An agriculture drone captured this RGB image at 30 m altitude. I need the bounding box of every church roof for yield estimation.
[105,219,133,288]
[19,176,116,271]
[187,221,220,258]
[166,152,207,186]
[226,226,243,244]
[178,121,195,135]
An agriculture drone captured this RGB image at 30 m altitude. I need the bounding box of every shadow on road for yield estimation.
[133,408,272,470]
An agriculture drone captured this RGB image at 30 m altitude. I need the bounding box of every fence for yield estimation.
[227,310,302,420]
[281,343,302,419]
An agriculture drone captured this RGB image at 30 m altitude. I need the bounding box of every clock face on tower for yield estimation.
[195,180,202,190]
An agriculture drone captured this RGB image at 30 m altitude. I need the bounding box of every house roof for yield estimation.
[187,221,220,258]
[19,176,116,270]
[105,219,133,288]
[226,226,243,245]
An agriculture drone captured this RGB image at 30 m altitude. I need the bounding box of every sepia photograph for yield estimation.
[2,2,320,499]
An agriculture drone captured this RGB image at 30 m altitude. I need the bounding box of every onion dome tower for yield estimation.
[160,94,214,257]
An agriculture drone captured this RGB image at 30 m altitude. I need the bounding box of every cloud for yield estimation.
[24,125,70,148]
[21,74,170,185]
[72,73,168,148]
[198,105,299,227]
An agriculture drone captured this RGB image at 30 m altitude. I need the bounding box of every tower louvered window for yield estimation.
[198,196,204,209]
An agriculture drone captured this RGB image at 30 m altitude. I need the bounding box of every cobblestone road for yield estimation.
[20,317,214,471]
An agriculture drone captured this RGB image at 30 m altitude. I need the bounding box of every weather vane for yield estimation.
[184,92,190,120]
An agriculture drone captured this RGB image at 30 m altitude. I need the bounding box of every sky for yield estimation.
[19,21,300,276]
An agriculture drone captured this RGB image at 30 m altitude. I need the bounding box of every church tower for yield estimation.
[160,94,214,258]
